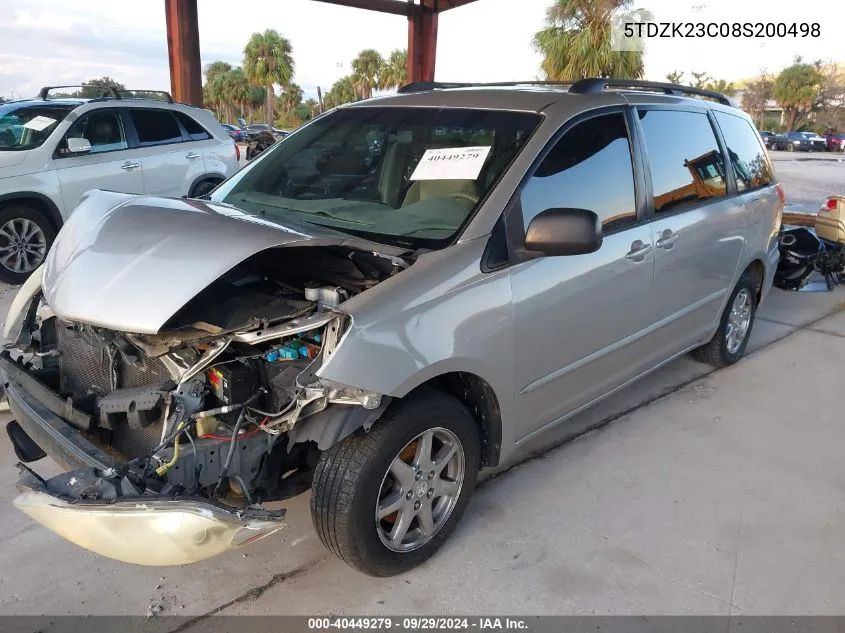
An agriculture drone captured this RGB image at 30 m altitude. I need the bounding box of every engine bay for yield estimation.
[13,244,400,507]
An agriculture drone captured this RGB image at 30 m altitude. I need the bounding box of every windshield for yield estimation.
[0,104,74,151]
[213,106,541,248]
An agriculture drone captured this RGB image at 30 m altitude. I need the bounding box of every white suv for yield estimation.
[0,86,240,284]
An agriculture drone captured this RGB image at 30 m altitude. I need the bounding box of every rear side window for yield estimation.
[130,109,183,145]
[638,109,727,214]
[175,112,211,141]
[714,111,774,192]
[521,112,637,233]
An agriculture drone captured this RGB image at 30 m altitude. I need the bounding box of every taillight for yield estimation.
[823,197,837,211]
[776,183,786,204]
[234,142,241,162]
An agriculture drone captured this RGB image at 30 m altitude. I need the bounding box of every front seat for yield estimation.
[401,178,480,207]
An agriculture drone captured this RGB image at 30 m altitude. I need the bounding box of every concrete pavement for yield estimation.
[2,285,845,619]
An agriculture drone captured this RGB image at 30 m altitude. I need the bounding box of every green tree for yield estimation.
[773,62,823,130]
[80,76,127,98]
[740,71,774,128]
[244,29,295,129]
[379,49,408,90]
[324,76,357,109]
[704,79,737,95]
[665,70,685,84]
[690,71,711,88]
[351,49,384,99]
[533,0,645,80]
[223,68,251,122]
[203,61,233,120]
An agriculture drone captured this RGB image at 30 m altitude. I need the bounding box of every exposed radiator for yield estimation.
[56,321,174,457]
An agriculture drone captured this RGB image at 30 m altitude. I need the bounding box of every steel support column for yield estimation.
[164,0,203,105]
[407,1,439,83]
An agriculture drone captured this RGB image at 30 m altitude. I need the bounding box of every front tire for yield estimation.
[692,272,758,367]
[310,388,480,576]
[0,205,56,285]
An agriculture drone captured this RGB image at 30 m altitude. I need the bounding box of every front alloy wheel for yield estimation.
[0,205,57,285]
[376,427,465,553]
[311,388,480,576]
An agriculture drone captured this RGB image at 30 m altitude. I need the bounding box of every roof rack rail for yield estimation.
[37,85,174,103]
[397,80,580,93]
[38,85,120,100]
[568,78,736,106]
[118,90,174,103]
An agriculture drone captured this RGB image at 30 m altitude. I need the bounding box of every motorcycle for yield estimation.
[245,130,277,161]
[775,196,845,291]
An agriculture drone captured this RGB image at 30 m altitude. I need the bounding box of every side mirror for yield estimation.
[523,208,603,257]
[66,137,92,154]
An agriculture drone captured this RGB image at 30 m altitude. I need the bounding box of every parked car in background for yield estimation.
[824,133,845,152]
[759,131,777,149]
[0,85,240,283]
[3,78,782,577]
[246,123,289,141]
[222,123,249,143]
[775,131,826,152]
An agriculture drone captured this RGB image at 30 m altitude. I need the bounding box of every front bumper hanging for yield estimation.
[1,354,286,566]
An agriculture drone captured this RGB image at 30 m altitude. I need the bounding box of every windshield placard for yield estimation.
[410,146,491,181]
[22,115,57,132]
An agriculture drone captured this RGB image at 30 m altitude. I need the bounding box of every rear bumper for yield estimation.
[762,240,780,303]
[1,355,286,566]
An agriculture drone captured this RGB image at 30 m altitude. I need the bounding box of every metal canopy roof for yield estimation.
[311,0,478,15]
[164,0,481,107]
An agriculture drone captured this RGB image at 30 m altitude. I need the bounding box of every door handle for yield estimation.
[185,152,201,160]
[656,229,679,249]
[625,240,652,262]
[121,162,140,171]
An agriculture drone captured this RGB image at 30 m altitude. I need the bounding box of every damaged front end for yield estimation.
[3,229,399,565]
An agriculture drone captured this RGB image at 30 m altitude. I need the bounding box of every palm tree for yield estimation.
[277,82,304,116]
[203,61,233,120]
[223,68,251,122]
[533,0,646,80]
[379,49,408,90]
[351,49,384,99]
[243,30,295,128]
[324,76,357,109]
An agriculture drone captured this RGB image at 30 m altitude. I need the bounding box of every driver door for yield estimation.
[509,108,659,441]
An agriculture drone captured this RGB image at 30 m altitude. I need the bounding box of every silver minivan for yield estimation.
[2,79,782,576]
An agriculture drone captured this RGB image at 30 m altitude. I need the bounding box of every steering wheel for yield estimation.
[448,192,479,206]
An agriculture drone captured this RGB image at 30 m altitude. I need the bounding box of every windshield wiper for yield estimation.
[310,210,373,226]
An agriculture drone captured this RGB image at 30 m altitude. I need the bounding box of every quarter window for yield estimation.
[521,112,637,233]
[130,109,183,145]
[714,111,774,192]
[638,109,727,214]
[175,112,211,141]
[62,110,127,154]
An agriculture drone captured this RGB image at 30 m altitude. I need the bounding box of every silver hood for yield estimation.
[42,190,406,334]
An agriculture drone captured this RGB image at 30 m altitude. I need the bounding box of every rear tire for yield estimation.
[310,388,480,577]
[0,205,57,285]
[692,272,758,367]
[190,178,223,199]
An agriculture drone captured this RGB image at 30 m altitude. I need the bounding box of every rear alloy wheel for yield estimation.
[310,388,480,576]
[0,205,56,285]
[692,272,758,367]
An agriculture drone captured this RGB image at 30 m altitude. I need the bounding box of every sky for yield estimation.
[0,0,842,102]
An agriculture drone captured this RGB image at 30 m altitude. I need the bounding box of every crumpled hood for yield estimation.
[42,190,405,334]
